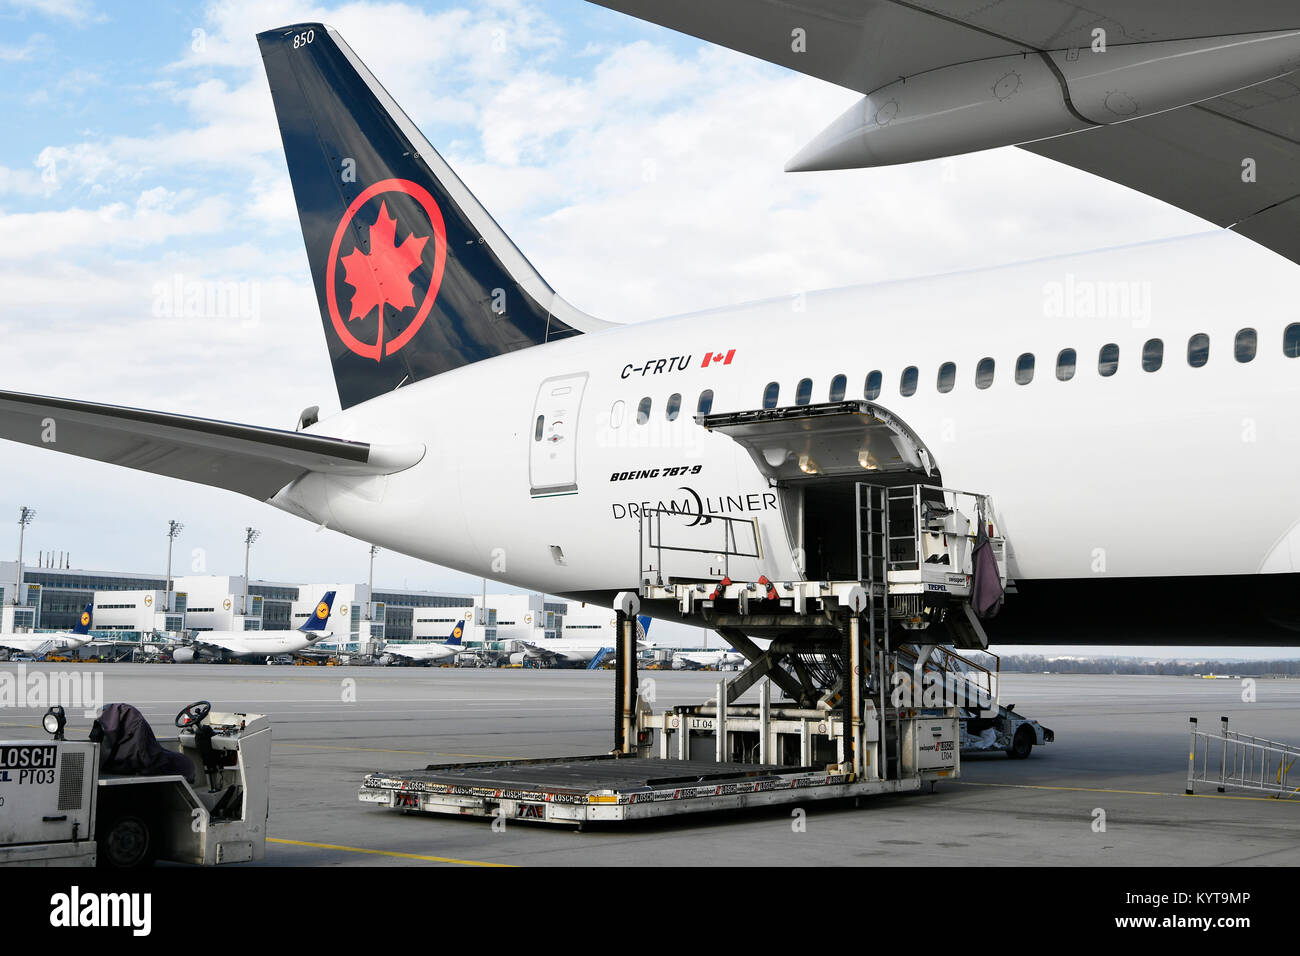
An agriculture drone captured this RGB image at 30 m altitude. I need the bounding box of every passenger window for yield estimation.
[975,358,995,390]
[1285,324,1300,358]
[899,366,918,397]
[610,401,625,428]
[1235,328,1257,363]
[763,382,779,409]
[864,371,882,401]
[697,390,714,415]
[936,362,955,394]
[636,397,651,424]
[1188,333,1209,368]
[795,378,812,405]
[534,415,544,441]
[1098,343,1119,377]
[1142,338,1163,372]
[665,393,681,421]
[1015,353,1034,385]
[1056,349,1076,381]
[829,374,846,402]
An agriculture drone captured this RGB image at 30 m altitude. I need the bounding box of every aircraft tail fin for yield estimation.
[72,603,93,636]
[300,591,337,633]
[257,23,611,410]
[447,620,466,646]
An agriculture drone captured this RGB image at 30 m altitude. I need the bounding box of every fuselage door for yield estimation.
[530,372,588,497]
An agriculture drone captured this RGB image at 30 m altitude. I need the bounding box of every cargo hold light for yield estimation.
[786,31,1300,172]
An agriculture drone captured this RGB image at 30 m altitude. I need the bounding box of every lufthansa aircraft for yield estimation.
[3,8,1300,646]
[0,603,94,658]
[171,591,336,663]
[382,620,469,665]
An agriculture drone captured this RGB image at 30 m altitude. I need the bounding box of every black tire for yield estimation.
[98,814,154,868]
[1006,727,1034,760]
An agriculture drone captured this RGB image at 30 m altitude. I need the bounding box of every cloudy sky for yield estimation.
[0,0,1283,655]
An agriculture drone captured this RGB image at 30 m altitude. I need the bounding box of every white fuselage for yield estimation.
[191,630,330,658]
[674,650,746,669]
[0,633,88,655]
[384,642,462,663]
[273,232,1300,632]
[519,638,619,665]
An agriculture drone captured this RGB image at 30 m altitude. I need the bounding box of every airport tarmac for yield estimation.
[2,664,1297,866]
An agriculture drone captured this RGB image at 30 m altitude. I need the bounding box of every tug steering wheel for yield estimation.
[175,700,211,729]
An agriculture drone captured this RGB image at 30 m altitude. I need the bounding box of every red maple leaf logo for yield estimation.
[339,200,429,322]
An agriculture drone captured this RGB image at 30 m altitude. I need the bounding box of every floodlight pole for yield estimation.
[165,520,184,613]
[242,527,260,617]
[367,545,379,620]
[15,507,35,606]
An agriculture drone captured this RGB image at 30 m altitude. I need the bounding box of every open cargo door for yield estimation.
[699,401,943,582]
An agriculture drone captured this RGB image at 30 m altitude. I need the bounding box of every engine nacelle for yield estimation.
[172,647,196,664]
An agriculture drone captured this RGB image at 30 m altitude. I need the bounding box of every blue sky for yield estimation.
[1,0,1283,655]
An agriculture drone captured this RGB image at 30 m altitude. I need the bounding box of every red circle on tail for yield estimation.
[325,178,448,361]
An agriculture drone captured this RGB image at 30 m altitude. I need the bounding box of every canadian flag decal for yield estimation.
[701,349,736,368]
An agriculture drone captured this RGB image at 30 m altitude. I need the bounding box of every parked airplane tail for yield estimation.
[72,603,93,635]
[299,591,338,632]
[446,620,466,646]
[257,23,611,410]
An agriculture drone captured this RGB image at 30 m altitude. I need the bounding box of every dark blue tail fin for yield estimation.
[447,620,466,646]
[300,591,337,632]
[257,23,609,410]
[72,603,93,635]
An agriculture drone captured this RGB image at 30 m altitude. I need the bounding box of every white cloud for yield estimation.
[0,188,231,259]
[4,0,104,24]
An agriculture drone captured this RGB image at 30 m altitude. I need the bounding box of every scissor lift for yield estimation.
[359,402,1016,826]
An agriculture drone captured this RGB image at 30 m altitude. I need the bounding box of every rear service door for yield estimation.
[530,373,588,496]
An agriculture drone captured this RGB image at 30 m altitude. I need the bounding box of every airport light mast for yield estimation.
[165,520,183,612]
[367,544,379,620]
[14,506,35,606]
[241,527,260,617]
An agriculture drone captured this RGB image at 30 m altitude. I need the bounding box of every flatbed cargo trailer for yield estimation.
[360,754,923,825]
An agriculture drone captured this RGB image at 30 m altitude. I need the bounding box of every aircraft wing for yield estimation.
[591,1,1300,266]
[520,643,556,661]
[1022,91,1300,265]
[0,390,425,501]
[590,1,1299,95]
[188,636,241,655]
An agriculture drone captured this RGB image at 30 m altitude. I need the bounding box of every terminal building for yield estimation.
[0,560,625,656]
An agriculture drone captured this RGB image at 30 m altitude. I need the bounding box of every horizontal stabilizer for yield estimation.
[0,390,424,501]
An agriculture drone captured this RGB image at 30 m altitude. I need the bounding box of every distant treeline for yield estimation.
[969,654,1300,676]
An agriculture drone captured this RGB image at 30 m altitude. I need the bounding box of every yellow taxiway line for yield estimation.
[960,780,1298,803]
[267,838,514,867]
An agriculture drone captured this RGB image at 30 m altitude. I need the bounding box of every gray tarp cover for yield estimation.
[971,523,1005,619]
[90,702,196,782]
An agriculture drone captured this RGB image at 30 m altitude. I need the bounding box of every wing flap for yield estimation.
[0,390,425,501]
[1024,78,1300,263]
